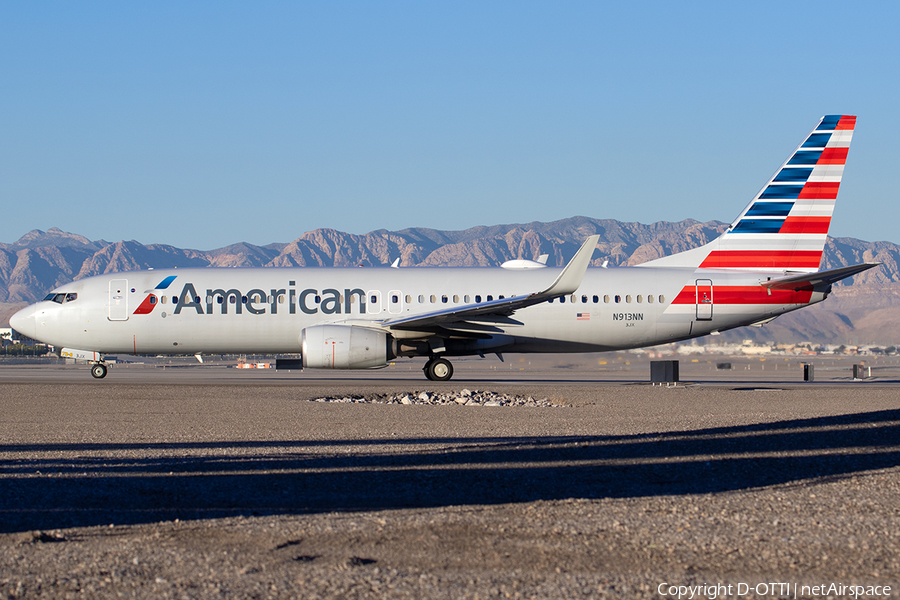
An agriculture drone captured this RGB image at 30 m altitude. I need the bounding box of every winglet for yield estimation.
[381,235,599,331]
[541,235,599,297]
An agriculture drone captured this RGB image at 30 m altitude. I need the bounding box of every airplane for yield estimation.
[10,115,878,381]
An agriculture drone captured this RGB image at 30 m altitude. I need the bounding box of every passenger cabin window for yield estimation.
[604,295,610,303]
[487,295,493,301]
[593,295,599,303]
[615,295,621,303]
[475,295,482,303]
[647,295,654,304]
[441,295,448,304]
[418,295,425,303]
[464,295,471,303]
[626,295,632,303]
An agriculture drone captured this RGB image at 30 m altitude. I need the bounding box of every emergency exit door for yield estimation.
[695,279,713,321]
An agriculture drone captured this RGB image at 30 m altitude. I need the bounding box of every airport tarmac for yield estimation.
[1,357,898,599]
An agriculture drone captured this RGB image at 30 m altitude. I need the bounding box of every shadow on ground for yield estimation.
[2,409,898,533]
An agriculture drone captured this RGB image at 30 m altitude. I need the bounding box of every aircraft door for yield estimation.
[109,279,129,321]
[695,279,713,321]
[388,290,403,315]
[366,290,382,315]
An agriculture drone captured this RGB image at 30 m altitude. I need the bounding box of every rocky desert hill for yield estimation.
[2,219,899,344]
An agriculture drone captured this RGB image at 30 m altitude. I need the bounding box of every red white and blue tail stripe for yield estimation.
[703,115,854,271]
[642,115,855,273]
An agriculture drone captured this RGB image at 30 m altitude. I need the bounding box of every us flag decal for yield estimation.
[576,313,590,320]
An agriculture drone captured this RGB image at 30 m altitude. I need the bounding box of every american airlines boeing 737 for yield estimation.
[10,115,877,381]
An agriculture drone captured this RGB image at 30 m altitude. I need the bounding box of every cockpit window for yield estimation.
[44,292,76,304]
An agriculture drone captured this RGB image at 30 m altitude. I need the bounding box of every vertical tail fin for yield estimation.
[642,115,855,272]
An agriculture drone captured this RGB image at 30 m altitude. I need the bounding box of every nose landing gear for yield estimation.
[423,357,454,381]
[60,349,109,379]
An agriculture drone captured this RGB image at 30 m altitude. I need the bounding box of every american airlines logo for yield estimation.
[132,275,178,315]
[134,279,370,316]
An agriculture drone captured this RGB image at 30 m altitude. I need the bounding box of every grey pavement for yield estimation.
[0,360,898,598]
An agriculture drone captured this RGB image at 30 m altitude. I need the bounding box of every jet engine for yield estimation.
[301,324,395,369]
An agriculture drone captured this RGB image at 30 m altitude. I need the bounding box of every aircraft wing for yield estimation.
[762,262,880,292]
[382,235,600,331]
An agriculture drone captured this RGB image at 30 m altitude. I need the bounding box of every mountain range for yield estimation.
[3,218,899,344]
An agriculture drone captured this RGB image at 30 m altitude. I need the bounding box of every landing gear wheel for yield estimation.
[424,357,453,382]
[90,363,108,379]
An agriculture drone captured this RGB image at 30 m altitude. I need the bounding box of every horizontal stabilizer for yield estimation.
[762,262,879,292]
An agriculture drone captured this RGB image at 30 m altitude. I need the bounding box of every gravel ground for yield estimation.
[309,389,558,406]
[0,366,898,599]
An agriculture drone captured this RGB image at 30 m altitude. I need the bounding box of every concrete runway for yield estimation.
[1,359,898,598]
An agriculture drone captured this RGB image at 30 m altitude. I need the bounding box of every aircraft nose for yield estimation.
[9,305,36,340]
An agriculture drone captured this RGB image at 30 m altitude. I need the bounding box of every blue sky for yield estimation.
[2,2,897,249]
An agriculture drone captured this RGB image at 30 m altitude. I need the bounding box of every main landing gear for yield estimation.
[423,357,454,381]
[90,363,108,379]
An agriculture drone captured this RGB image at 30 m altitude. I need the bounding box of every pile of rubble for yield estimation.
[309,389,559,407]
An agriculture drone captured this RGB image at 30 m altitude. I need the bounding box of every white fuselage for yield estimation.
[11,265,824,357]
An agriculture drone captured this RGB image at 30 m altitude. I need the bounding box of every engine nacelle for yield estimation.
[301,325,393,369]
